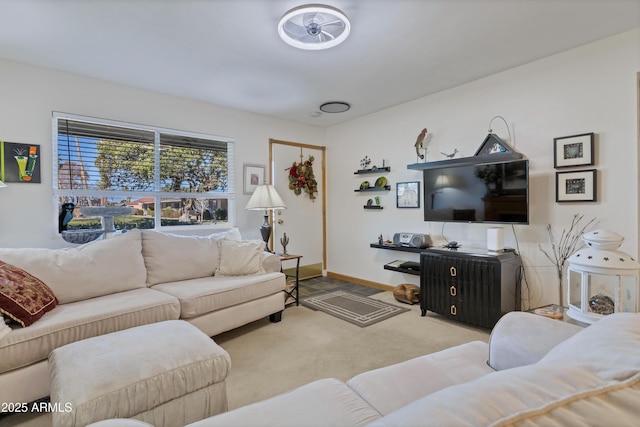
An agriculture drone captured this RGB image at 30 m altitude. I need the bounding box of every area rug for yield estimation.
[302,291,410,327]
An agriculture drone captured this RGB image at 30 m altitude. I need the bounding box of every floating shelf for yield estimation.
[408,134,525,170]
[354,166,391,175]
[383,263,420,276]
[364,205,383,210]
[354,185,390,192]
[407,152,524,171]
[370,243,425,253]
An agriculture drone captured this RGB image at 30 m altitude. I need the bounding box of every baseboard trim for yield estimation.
[284,263,322,281]
[326,271,395,292]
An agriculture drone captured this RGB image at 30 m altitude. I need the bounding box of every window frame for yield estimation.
[52,112,236,234]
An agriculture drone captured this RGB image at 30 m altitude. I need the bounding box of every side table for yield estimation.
[527,304,588,328]
[277,254,302,306]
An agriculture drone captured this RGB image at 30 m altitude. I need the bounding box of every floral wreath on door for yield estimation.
[288,154,318,200]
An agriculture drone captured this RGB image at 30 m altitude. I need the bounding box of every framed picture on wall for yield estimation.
[553,133,594,168]
[243,164,265,195]
[396,181,420,208]
[556,169,597,202]
[1,141,42,183]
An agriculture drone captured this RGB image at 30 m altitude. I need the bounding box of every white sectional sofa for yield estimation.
[0,228,286,406]
[176,311,639,426]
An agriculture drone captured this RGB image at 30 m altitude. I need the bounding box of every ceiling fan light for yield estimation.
[278,4,351,50]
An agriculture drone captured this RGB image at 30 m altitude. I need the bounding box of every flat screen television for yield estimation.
[423,159,529,224]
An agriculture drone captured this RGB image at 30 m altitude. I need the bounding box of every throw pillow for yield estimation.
[0,229,146,304]
[215,239,267,277]
[141,228,242,285]
[0,261,58,327]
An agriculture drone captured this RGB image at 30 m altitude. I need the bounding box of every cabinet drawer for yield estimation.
[425,255,496,280]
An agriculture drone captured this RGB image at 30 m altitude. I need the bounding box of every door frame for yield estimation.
[269,138,327,269]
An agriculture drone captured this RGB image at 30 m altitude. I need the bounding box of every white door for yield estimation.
[270,140,325,278]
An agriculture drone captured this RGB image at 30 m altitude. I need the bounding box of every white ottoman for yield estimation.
[49,320,232,427]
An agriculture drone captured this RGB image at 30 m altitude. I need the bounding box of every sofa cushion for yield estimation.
[49,320,231,427]
[541,312,640,381]
[150,272,285,319]
[368,363,610,427]
[0,230,146,304]
[215,239,266,277]
[0,315,10,341]
[184,378,382,427]
[493,372,640,426]
[347,341,493,416]
[0,261,58,326]
[0,287,180,374]
[86,421,153,427]
[142,228,241,286]
[370,313,640,427]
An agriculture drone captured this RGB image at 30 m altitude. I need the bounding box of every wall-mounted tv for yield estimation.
[423,159,529,224]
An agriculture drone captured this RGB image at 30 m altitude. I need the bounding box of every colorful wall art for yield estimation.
[1,141,41,183]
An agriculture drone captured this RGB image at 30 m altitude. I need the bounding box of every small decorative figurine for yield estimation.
[280,233,290,256]
[414,128,427,160]
[441,148,459,159]
[360,156,371,170]
[378,234,383,245]
[58,202,75,233]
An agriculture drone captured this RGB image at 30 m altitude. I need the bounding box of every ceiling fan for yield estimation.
[277,4,351,50]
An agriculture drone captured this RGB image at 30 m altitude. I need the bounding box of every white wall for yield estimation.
[325,29,640,309]
[1,30,638,310]
[0,59,325,248]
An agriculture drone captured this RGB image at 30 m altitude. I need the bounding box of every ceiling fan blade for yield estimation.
[321,19,344,27]
[283,21,309,37]
[320,31,336,41]
[302,12,320,27]
[299,34,321,44]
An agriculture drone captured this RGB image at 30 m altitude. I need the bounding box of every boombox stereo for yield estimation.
[392,233,432,249]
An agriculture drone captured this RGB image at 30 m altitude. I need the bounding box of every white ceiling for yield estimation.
[0,0,639,127]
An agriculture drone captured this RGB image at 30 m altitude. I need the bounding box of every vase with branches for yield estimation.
[538,213,596,307]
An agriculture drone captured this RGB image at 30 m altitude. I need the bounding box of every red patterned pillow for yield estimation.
[0,260,58,327]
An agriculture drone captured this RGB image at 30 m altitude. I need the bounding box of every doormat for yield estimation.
[302,291,410,327]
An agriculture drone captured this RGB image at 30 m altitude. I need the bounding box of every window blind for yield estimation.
[54,113,234,232]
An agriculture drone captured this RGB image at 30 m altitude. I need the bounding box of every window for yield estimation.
[53,113,235,235]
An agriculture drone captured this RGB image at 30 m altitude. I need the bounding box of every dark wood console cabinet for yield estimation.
[420,248,522,328]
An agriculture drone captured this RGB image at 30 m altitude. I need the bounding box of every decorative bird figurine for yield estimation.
[414,128,427,159]
[58,202,75,233]
[441,148,459,159]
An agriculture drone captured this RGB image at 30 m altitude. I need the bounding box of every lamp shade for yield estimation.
[434,175,450,189]
[245,184,287,210]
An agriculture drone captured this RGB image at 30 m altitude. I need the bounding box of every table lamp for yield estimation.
[245,183,287,251]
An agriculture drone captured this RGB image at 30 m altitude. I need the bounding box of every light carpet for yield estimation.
[3,291,490,426]
[301,290,410,327]
[215,291,490,411]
